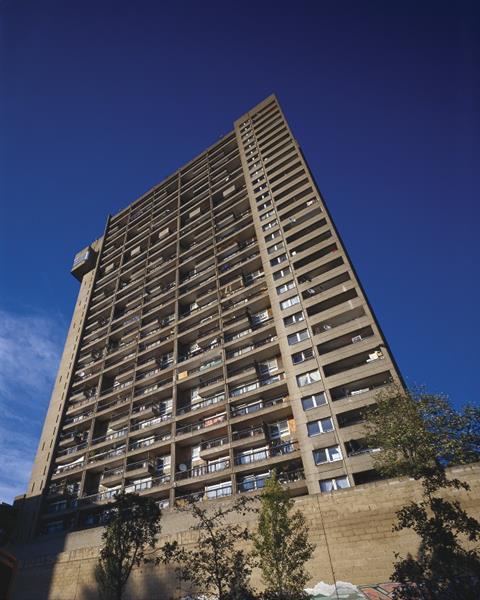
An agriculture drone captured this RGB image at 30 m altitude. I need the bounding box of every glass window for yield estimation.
[262,220,278,232]
[268,420,289,439]
[313,445,342,465]
[273,266,291,280]
[257,357,278,374]
[270,253,288,267]
[265,229,280,242]
[279,295,300,310]
[251,309,270,324]
[301,392,327,410]
[287,329,310,345]
[307,417,333,436]
[283,311,305,326]
[292,348,314,364]
[260,209,275,222]
[267,242,285,255]
[297,369,321,387]
[276,281,296,295]
[319,476,350,493]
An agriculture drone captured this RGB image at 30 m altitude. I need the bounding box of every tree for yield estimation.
[364,384,480,479]
[95,492,162,600]
[391,475,480,600]
[162,496,256,600]
[363,384,480,599]
[253,472,315,600]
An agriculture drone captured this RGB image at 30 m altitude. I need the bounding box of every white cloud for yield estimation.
[0,308,64,503]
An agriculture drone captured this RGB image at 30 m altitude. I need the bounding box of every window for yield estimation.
[279,295,300,310]
[319,476,350,493]
[270,253,288,267]
[287,329,310,345]
[301,392,327,410]
[236,446,268,464]
[307,417,333,436]
[238,472,269,492]
[265,229,280,242]
[250,309,270,325]
[262,220,278,232]
[191,445,201,461]
[273,266,291,280]
[313,445,342,465]
[267,242,284,255]
[292,347,314,364]
[205,481,232,499]
[257,200,272,212]
[257,357,278,374]
[276,280,296,295]
[260,210,275,222]
[268,420,289,439]
[297,369,321,387]
[283,311,304,326]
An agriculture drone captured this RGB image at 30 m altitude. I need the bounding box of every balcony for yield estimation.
[125,474,171,494]
[175,482,233,505]
[324,348,385,378]
[178,340,221,363]
[229,373,284,398]
[128,431,171,452]
[90,428,128,448]
[88,445,126,465]
[234,440,298,466]
[230,395,288,419]
[226,334,277,360]
[175,458,230,481]
[130,411,173,432]
[177,392,225,416]
[237,468,305,494]
[176,412,227,437]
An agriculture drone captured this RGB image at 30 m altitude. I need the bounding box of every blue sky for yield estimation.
[0,1,479,503]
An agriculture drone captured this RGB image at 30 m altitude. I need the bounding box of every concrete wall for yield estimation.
[11,463,480,599]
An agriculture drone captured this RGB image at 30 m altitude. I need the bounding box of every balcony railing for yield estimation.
[130,412,173,431]
[175,483,233,505]
[177,392,225,416]
[234,440,298,465]
[176,413,227,436]
[88,446,126,464]
[237,468,305,493]
[230,395,287,418]
[128,432,171,451]
[229,373,283,398]
[226,334,277,360]
[125,474,171,493]
[176,458,230,480]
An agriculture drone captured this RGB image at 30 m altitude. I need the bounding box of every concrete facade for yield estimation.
[12,464,480,599]
[18,95,403,541]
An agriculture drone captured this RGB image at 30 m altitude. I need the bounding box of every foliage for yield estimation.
[364,384,480,479]
[95,492,161,600]
[364,384,480,598]
[253,472,315,600]
[162,496,256,600]
[391,475,480,599]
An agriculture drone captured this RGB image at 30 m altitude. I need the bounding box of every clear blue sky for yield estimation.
[0,0,479,502]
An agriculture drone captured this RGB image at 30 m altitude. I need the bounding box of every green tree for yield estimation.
[253,472,315,600]
[162,496,256,600]
[364,384,480,479]
[363,384,480,599]
[95,492,161,600]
